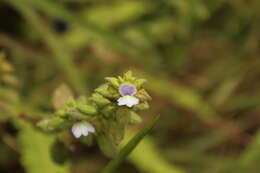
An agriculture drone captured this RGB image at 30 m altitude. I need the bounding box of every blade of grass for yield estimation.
[100,115,160,173]
[124,130,187,173]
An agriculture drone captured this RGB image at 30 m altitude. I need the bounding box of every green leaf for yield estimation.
[100,115,160,173]
[96,133,118,158]
[129,111,142,124]
[18,123,70,173]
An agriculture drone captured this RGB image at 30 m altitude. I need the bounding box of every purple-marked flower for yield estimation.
[119,84,137,96]
[71,121,95,138]
[118,84,139,107]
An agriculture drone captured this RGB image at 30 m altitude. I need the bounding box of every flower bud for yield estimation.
[135,89,152,101]
[133,101,149,111]
[124,71,135,81]
[134,79,147,88]
[96,84,120,99]
[90,93,111,107]
[77,104,97,115]
[118,76,124,83]
[105,77,120,88]
[95,84,116,98]
[67,109,89,120]
[37,117,70,132]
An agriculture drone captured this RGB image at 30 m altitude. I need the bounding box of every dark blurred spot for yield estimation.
[0,4,23,37]
[4,122,18,137]
[51,139,70,165]
[53,19,68,34]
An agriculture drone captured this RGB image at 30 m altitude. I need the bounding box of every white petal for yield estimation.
[81,123,89,136]
[72,122,96,138]
[86,123,95,133]
[117,96,139,108]
[126,97,139,107]
[117,97,126,106]
[81,126,89,136]
[72,123,82,138]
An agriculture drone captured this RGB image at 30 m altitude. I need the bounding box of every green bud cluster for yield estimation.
[37,71,151,157]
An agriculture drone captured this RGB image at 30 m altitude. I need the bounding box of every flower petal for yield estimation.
[72,124,82,138]
[126,97,139,107]
[81,126,89,136]
[72,122,95,138]
[117,97,126,106]
[117,96,139,107]
[119,84,137,96]
[86,123,95,133]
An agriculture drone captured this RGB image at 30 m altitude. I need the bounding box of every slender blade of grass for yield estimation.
[100,115,160,173]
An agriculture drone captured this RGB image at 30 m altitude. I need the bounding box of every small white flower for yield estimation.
[117,95,139,108]
[71,121,95,138]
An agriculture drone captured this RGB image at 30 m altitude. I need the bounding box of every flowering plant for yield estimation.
[37,71,151,156]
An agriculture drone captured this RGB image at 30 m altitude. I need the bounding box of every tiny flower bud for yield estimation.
[90,93,111,107]
[67,109,88,120]
[37,117,70,132]
[124,71,135,81]
[134,79,147,88]
[77,104,97,115]
[135,89,152,101]
[105,77,120,88]
[95,84,112,98]
[133,101,149,111]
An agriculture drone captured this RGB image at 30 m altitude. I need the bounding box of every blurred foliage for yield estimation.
[1,0,260,173]
[18,123,70,173]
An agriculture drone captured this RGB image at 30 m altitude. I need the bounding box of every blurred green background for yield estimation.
[1,0,260,173]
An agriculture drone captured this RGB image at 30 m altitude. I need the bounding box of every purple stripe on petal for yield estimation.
[119,84,137,96]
